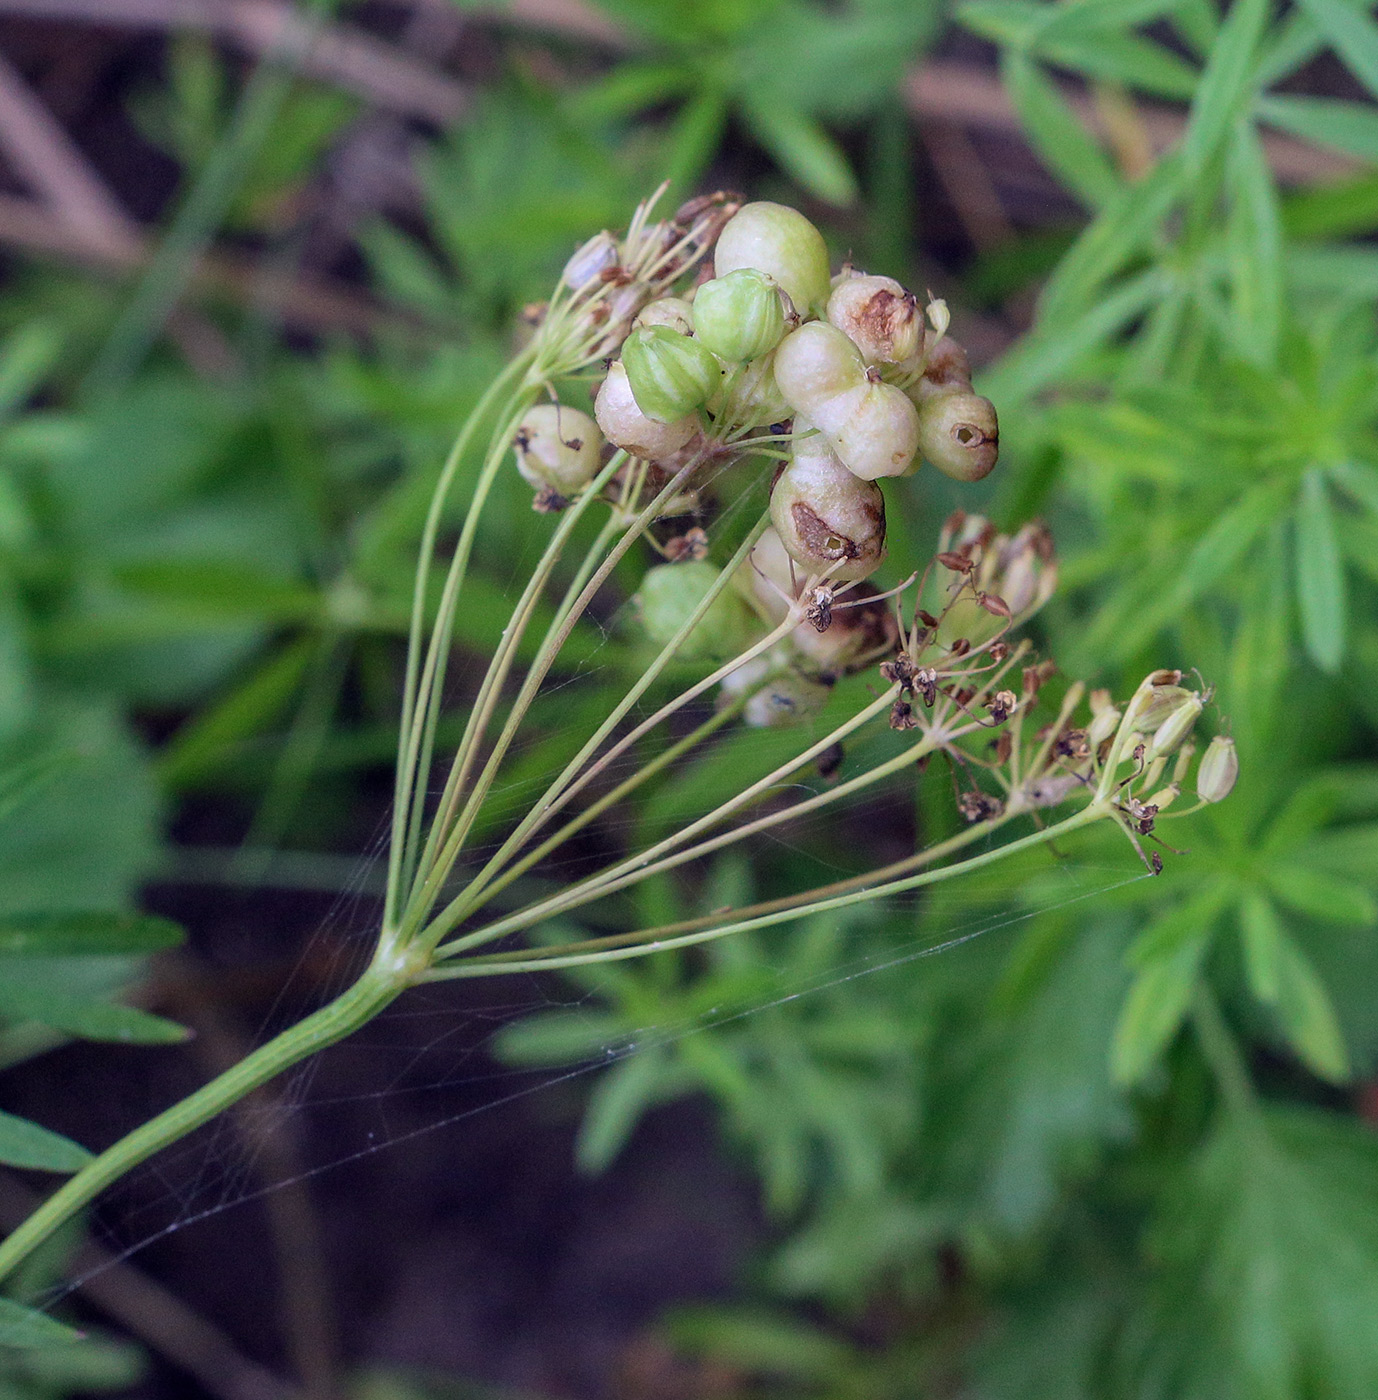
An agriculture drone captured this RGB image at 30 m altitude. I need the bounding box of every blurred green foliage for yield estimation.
[2,0,1378,1392]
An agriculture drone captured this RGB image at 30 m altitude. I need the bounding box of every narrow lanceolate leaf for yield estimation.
[1183,0,1270,172]
[0,985,189,1044]
[0,1297,82,1347]
[1003,51,1121,209]
[1153,1107,1378,1394]
[1266,863,1378,926]
[1295,469,1346,673]
[0,911,185,958]
[1225,123,1282,367]
[1038,153,1184,329]
[1111,932,1210,1085]
[1270,931,1351,1081]
[1239,889,1285,1004]
[739,98,857,207]
[1298,0,1378,100]
[1329,458,1378,516]
[0,1109,92,1172]
[1257,93,1378,163]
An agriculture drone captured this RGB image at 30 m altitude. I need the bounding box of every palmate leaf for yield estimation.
[1150,1105,1378,1399]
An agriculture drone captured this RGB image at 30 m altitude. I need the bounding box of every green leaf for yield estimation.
[958,0,1045,46]
[739,97,857,207]
[1266,863,1378,926]
[1282,170,1378,239]
[1271,932,1351,1080]
[1298,0,1378,100]
[576,1045,677,1174]
[0,1297,82,1347]
[0,1109,92,1172]
[491,1010,627,1067]
[0,321,62,423]
[1330,458,1378,515]
[1288,243,1378,299]
[1224,123,1282,367]
[1038,152,1184,329]
[1112,931,1210,1085]
[662,85,730,195]
[1183,0,1269,173]
[1258,93,1378,163]
[1003,51,1121,209]
[986,267,1168,402]
[1294,469,1346,673]
[111,560,321,624]
[0,912,185,957]
[666,1305,851,1382]
[1152,1106,1378,1395]
[1128,882,1232,968]
[0,984,189,1044]
[1239,889,1285,1003]
[1037,31,1200,100]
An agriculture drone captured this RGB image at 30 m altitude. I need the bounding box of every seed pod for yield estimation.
[693,269,787,362]
[561,230,619,289]
[1087,702,1122,749]
[744,671,831,729]
[1148,691,1203,758]
[918,390,999,482]
[709,349,791,431]
[634,296,695,336]
[635,560,759,661]
[734,526,799,624]
[1129,679,1192,733]
[774,321,867,412]
[1196,735,1238,803]
[512,404,604,494]
[770,435,887,582]
[714,201,832,317]
[816,379,921,480]
[827,273,923,364]
[791,586,900,677]
[907,337,973,402]
[595,360,698,460]
[621,326,722,423]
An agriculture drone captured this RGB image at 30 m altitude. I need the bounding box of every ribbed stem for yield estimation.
[0,965,409,1286]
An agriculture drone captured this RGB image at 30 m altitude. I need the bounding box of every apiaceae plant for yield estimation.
[0,189,1234,1311]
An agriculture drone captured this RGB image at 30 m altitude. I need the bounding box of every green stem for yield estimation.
[0,962,411,1287]
[385,353,534,931]
[430,801,1109,978]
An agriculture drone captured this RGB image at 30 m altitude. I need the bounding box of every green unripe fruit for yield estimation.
[512,404,603,495]
[692,269,787,362]
[917,390,999,482]
[744,671,830,729]
[634,297,695,336]
[635,561,760,661]
[1196,735,1238,804]
[621,326,722,424]
[714,201,832,317]
[595,361,697,460]
[770,434,887,583]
